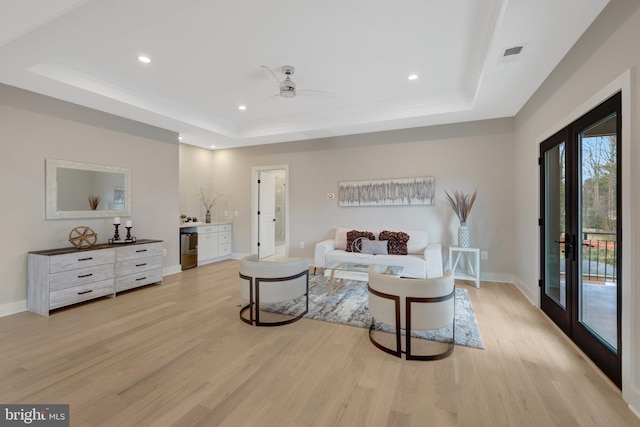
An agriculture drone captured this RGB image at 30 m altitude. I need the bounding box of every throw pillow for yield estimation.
[346,230,375,252]
[379,230,410,255]
[361,239,389,255]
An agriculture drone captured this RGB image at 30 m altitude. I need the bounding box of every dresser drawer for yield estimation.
[49,263,114,291]
[116,255,162,276]
[50,279,114,310]
[199,225,218,234]
[218,231,232,245]
[218,244,232,257]
[116,269,163,293]
[49,249,115,273]
[218,224,232,232]
[116,242,163,261]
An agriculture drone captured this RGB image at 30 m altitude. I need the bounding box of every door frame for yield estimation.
[536,70,631,392]
[251,165,290,258]
[540,92,622,386]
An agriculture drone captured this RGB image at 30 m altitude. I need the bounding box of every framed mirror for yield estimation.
[46,158,131,219]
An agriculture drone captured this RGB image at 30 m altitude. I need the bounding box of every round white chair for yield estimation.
[368,265,455,360]
[239,254,309,326]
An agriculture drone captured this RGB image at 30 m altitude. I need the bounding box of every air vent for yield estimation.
[498,44,527,64]
[503,46,524,57]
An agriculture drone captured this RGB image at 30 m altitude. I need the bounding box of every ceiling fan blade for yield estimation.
[297,90,336,99]
[257,93,281,104]
[260,65,281,85]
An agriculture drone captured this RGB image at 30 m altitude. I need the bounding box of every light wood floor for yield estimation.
[1,260,638,426]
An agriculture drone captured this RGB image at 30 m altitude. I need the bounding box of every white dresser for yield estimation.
[28,239,163,316]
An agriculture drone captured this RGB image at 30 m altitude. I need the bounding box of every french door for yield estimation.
[540,92,621,387]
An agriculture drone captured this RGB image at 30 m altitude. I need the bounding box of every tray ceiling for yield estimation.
[0,0,609,149]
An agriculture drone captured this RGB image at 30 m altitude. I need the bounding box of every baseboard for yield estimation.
[625,385,640,421]
[479,272,515,284]
[512,275,538,306]
[0,300,27,317]
[163,264,182,276]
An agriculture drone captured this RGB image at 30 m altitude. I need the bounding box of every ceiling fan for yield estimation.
[260,65,335,99]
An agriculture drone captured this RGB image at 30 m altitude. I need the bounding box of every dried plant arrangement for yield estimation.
[88,194,101,210]
[444,189,477,223]
[199,188,225,212]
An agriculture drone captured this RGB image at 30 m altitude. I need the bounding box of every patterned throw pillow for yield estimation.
[346,230,375,252]
[379,230,410,255]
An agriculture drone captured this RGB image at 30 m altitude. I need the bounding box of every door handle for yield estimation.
[554,239,574,259]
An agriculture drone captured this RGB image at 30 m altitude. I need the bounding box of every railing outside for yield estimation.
[582,231,617,284]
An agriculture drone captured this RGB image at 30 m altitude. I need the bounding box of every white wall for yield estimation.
[197,118,516,281]
[0,84,181,316]
[513,0,640,411]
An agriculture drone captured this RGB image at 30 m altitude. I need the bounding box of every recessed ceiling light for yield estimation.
[210,145,216,149]
[178,136,183,142]
[238,105,247,110]
[138,55,151,64]
[408,74,419,81]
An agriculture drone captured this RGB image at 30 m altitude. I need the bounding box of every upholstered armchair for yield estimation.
[239,254,309,326]
[368,265,455,360]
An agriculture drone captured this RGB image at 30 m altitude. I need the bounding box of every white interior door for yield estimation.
[258,171,276,259]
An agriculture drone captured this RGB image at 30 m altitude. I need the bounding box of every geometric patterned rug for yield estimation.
[262,275,484,349]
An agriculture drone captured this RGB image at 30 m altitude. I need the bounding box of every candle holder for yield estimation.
[108,224,121,244]
[125,226,137,243]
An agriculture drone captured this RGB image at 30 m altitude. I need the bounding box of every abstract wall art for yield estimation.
[338,177,435,207]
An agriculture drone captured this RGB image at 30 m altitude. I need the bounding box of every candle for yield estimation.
[113,217,120,225]
[126,220,132,228]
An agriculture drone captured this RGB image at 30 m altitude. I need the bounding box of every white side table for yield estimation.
[448,246,480,288]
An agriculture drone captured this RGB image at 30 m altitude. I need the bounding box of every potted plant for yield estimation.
[444,189,477,247]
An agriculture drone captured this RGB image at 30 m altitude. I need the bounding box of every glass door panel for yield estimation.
[544,143,566,308]
[578,113,618,351]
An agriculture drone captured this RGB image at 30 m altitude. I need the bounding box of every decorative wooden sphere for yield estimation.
[69,226,98,248]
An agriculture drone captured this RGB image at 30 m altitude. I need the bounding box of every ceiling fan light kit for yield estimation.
[261,64,334,100]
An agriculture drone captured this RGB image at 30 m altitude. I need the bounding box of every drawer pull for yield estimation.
[136,276,147,281]
[77,290,93,295]
[78,257,93,261]
[135,263,147,267]
[77,273,93,278]
[136,249,147,253]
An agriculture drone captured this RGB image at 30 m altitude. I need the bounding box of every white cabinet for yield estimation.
[198,225,219,263]
[197,223,232,265]
[28,239,163,316]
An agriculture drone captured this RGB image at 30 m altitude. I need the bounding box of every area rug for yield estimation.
[262,275,484,349]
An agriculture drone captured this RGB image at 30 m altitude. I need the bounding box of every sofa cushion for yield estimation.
[405,230,429,254]
[379,230,410,255]
[325,250,374,266]
[346,230,375,252]
[361,239,388,255]
[334,227,352,250]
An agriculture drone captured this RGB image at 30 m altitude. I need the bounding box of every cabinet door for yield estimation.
[197,234,208,262]
[207,233,219,259]
[198,233,219,262]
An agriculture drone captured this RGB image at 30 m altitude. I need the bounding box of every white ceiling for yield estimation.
[0,0,609,150]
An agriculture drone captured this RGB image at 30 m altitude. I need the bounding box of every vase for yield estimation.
[205,210,211,223]
[458,222,470,248]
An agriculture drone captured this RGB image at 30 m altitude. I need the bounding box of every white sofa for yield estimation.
[314,227,443,279]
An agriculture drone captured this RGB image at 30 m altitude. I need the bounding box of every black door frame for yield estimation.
[539,92,622,387]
